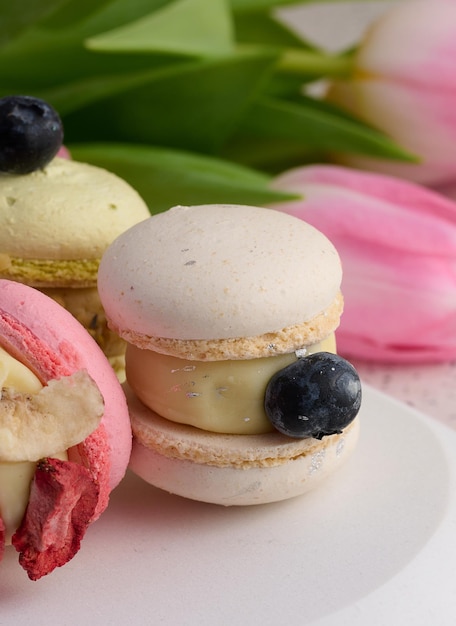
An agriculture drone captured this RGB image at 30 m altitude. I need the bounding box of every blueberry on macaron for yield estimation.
[0,95,63,174]
[264,352,362,439]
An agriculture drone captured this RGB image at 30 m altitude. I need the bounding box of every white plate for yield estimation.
[2,384,456,625]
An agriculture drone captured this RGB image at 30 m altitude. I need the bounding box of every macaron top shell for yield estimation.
[0,157,150,260]
[0,279,131,513]
[98,204,342,342]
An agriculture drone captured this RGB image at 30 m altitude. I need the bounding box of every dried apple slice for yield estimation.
[0,370,104,462]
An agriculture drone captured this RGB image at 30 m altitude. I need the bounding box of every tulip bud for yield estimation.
[270,165,456,364]
[327,0,456,187]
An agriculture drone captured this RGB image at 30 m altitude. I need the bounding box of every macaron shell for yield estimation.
[98,204,342,342]
[0,280,131,518]
[0,157,150,261]
[126,385,360,506]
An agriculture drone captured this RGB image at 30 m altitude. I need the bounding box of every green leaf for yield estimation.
[230,0,309,13]
[41,0,171,31]
[33,66,171,116]
[61,50,278,152]
[0,1,178,90]
[233,10,354,82]
[86,0,234,57]
[276,48,354,79]
[222,134,321,172]
[0,0,73,47]
[68,142,298,213]
[234,11,346,99]
[238,95,418,161]
[234,10,313,48]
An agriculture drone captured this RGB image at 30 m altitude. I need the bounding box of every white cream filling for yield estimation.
[126,334,337,435]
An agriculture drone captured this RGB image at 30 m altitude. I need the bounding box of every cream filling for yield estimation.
[0,347,67,544]
[0,256,99,287]
[126,334,336,435]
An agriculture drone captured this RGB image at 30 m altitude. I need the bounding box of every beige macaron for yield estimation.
[0,156,150,375]
[98,204,361,504]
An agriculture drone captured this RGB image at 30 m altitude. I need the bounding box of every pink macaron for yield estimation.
[0,279,131,579]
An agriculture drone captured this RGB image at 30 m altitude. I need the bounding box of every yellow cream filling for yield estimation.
[126,334,336,435]
[0,347,67,544]
[0,347,43,394]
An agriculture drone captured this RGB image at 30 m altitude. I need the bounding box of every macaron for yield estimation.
[98,204,362,506]
[0,156,150,376]
[0,279,132,579]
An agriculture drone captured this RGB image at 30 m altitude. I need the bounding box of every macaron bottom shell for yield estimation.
[126,386,360,506]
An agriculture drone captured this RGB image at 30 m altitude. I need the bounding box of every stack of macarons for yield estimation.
[98,203,362,506]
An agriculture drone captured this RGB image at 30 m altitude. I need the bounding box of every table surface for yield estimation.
[352,359,456,432]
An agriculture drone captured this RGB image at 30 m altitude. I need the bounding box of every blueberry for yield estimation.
[264,352,361,439]
[0,95,63,174]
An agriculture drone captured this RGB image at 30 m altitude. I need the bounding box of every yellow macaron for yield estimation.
[0,156,150,375]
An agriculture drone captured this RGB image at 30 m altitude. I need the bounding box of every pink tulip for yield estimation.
[327,0,456,187]
[435,180,456,203]
[270,164,456,364]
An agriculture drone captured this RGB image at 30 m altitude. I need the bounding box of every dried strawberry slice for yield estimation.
[12,457,99,580]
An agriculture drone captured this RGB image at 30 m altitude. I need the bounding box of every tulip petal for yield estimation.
[271,165,456,363]
[276,164,456,221]
[357,0,456,90]
[327,0,456,186]
[333,80,456,185]
[273,165,456,255]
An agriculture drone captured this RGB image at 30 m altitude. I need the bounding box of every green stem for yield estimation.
[277,48,355,79]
